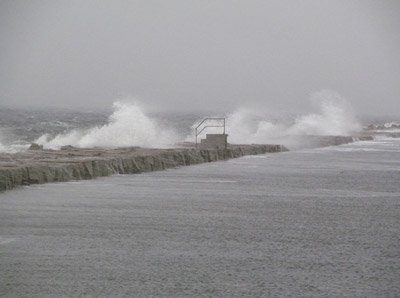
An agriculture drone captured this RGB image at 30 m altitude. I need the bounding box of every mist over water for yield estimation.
[1,2,399,296]
[0,90,397,152]
[35,102,179,149]
[0,137,6,152]
[33,90,359,149]
[193,90,362,145]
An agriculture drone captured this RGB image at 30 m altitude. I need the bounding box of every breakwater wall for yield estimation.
[0,135,375,192]
[297,135,373,149]
[0,144,286,191]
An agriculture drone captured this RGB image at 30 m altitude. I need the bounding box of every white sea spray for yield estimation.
[36,102,179,149]
[191,90,361,145]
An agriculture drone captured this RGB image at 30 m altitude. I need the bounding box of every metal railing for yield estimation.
[195,118,226,148]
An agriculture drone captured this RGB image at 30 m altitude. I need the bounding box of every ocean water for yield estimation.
[1,138,399,297]
[2,98,397,152]
[0,105,201,152]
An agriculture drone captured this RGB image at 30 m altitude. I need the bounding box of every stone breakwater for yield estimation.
[294,135,373,149]
[0,144,286,191]
[0,135,375,192]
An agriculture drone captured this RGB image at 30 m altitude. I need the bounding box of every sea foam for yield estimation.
[36,102,179,149]
[193,90,361,145]
[4,90,363,151]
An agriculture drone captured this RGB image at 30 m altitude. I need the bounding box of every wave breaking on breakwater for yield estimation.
[30,90,361,150]
[190,90,366,149]
[0,90,397,153]
[225,90,361,144]
[34,102,180,150]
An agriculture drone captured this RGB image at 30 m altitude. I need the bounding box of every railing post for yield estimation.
[194,117,226,149]
[195,127,197,148]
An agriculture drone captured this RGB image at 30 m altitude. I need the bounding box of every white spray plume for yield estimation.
[287,90,360,135]
[0,142,6,153]
[33,90,361,150]
[193,90,361,145]
[36,101,179,149]
[0,131,12,153]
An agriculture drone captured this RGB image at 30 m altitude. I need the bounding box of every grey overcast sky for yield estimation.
[0,0,399,114]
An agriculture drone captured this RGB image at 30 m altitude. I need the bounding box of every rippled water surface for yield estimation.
[1,139,399,297]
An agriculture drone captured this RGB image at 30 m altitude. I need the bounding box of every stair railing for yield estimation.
[195,118,226,148]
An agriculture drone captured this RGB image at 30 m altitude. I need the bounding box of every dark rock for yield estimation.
[61,145,75,150]
[28,143,43,150]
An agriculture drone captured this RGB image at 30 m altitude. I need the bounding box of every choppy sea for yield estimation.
[0,106,399,297]
[2,102,398,153]
[0,105,201,152]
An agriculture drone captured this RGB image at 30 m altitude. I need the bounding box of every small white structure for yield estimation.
[200,134,228,149]
[195,118,227,149]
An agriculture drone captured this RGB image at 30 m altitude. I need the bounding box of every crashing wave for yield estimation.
[192,90,361,145]
[366,122,400,130]
[35,102,179,149]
